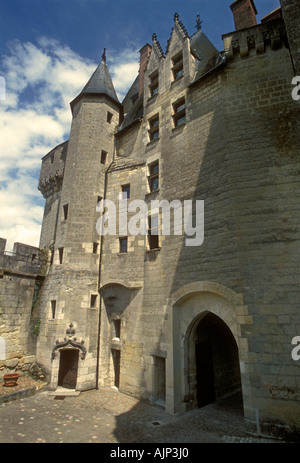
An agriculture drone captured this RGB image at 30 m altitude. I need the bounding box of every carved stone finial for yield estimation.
[196,14,202,30]
[174,12,179,22]
[101,48,106,63]
[152,33,157,42]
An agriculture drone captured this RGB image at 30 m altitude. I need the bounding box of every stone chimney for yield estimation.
[138,43,152,96]
[230,0,258,30]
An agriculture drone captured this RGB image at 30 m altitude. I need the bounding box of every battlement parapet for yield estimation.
[223,17,286,60]
[0,238,48,277]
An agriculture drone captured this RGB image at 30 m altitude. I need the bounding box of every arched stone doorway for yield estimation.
[193,312,242,407]
[171,282,249,415]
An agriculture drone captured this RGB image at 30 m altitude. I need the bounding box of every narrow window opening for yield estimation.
[121,184,130,199]
[91,294,98,308]
[107,111,113,123]
[63,204,69,220]
[101,150,108,165]
[119,237,128,253]
[51,300,56,319]
[58,247,64,264]
[93,242,99,254]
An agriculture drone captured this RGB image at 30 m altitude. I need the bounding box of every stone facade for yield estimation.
[3,0,299,437]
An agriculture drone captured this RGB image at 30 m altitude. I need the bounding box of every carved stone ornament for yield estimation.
[51,323,87,360]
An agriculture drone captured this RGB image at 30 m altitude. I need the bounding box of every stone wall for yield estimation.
[0,239,46,379]
[280,0,300,74]
[97,13,300,431]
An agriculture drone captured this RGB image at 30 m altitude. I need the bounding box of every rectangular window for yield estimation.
[149,70,159,98]
[148,214,159,250]
[148,114,159,142]
[107,111,113,123]
[119,237,128,253]
[91,294,98,308]
[173,97,186,127]
[121,184,130,199]
[58,247,64,264]
[93,242,99,254]
[51,300,56,319]
[101,150,108,165]
[63,204,68,220]
[148,161,159,192]
[172,52,184,81]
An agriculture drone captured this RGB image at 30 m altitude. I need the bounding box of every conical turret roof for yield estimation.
[70,50,121,111]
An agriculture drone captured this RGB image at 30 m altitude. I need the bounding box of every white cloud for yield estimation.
[0,38,139,251]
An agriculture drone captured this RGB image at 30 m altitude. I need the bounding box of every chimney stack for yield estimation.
[230,0,258,30]
[138,43,152,96]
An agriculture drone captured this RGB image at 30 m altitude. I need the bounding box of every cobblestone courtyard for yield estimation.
[0,385,288,444]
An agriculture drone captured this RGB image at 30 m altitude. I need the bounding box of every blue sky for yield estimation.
[0,0,280,251]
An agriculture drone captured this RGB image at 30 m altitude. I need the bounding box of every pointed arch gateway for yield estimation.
[171,282,246,414]
[188,311,242,408]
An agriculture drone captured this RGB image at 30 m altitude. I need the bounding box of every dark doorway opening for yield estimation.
[112,349,121,389]
[195,313,242,408]
[154,356,166,404]
[58,349,79,389]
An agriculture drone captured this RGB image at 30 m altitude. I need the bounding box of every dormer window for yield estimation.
[172,52,184,81]
[149,70,159,98]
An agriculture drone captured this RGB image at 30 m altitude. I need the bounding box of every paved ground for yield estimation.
[0,386,288,444]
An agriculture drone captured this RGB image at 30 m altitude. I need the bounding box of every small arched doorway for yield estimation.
[193,312,242,408]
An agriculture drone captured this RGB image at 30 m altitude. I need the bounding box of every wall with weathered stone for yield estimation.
[0,239,45,379]
[280,0,300,74]
[96,14,300,433]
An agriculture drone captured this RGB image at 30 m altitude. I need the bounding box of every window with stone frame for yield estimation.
[172,97,186,128]
[149,70,159,98]
[148,160,159,192]
[121,184,130,199]
[119,237,128,253]
[148,213,159,250]
[172,51,184,81]
[148,114,159,142]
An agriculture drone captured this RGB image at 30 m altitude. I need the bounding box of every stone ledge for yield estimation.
[0,386,36,404]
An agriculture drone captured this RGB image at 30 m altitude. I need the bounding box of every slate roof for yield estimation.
[70,55,121,111]
[190,28,225,82]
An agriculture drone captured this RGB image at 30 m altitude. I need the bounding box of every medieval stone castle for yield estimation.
[1,0,300,437]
